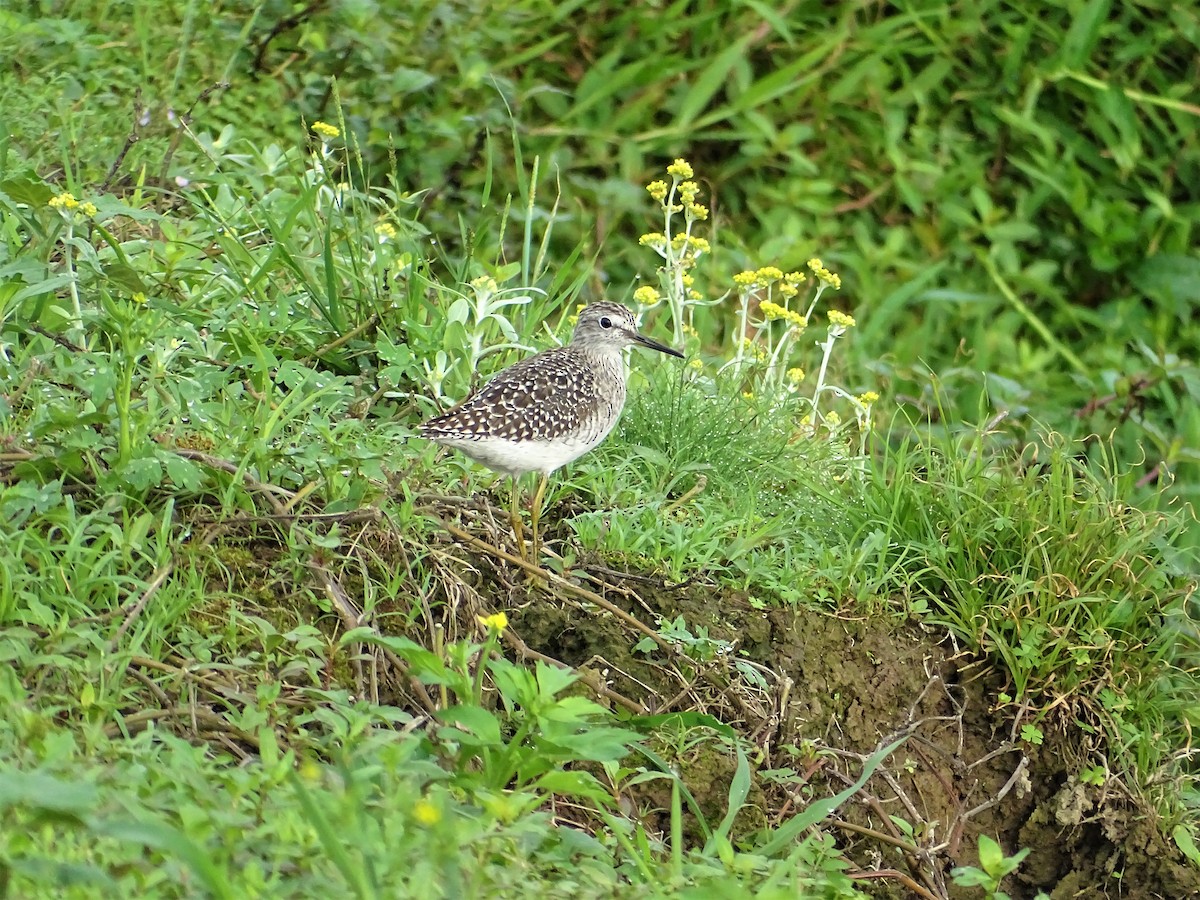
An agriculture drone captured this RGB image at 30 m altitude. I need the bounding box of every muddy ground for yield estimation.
[504,553,1200,899]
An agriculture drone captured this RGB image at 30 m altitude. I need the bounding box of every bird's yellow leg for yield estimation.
[509,475,527,560]
[530,474,548,562]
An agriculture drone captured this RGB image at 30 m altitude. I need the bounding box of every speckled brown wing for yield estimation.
[420,347,623,443]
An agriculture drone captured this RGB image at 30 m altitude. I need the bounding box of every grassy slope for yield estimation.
[1,1,1198,896]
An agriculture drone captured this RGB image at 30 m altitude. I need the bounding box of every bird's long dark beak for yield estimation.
[629,330,684,359]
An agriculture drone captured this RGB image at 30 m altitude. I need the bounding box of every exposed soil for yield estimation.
[194,501,1199,899]
[509,556,1200,899]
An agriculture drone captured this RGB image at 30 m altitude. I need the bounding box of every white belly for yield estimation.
[439,424,616,477]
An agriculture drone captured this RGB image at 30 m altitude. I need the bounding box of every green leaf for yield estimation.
[0,771,97,817]
[704,744,750,855]
[674,35,753,128]
[439,705,503,746]
[756,737,905,857]
[1173,824,1200,867]
[0,176,54,207]
[101,261,151,295]
[1057,0,1112,69]
[96,819,234,900]
[162,453,205,491]
[625,711,736,739]
[977,833,1004,874]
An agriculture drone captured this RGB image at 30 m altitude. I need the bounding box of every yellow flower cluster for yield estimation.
[375,221,397,239]
[667,158,694,179]
[49,193,99,217]
[478,611,508,632]
[827,310,856,329]
[470,276,498,295]
[677,180,707,220]
[858,391,879,404]
[760,301,807,328]
[733,267,806,291]
[740,337,768,362]
[787,367,806,384]
[48,192,79,210]
[633,285,661,304]
[641,231,708,267]
[646,180,668,202]
[312,121,340,139]
[808,258,841,289]
[671,234,710,256]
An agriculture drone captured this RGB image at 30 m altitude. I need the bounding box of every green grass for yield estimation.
[2,1,1199,895]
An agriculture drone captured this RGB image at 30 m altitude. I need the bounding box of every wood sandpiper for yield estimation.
[420,301,683,559]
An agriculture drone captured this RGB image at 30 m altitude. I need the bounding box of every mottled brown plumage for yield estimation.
[420,302,682,477]
[420,301,683,560]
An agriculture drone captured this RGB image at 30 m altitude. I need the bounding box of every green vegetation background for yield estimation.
[1,0,1198,896]
[6,0,1197,535]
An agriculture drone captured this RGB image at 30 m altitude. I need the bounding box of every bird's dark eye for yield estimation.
[599,316,613,328]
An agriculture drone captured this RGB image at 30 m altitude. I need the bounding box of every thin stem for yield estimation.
[810,332,840,421]
[61,223,85,346]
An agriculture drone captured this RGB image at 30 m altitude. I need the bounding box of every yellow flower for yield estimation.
[760,300,786,321]
[633,285,660,304]
[827,310,856,329]
[686,202,708,221]
[132,292,147,304]
[808,258,841,289]
[688,358,703,370]
[740,338,768,362]
[48,192,79,210]
[682,323,698,338]
[470,275,498,294]
[733,270,758,288]
[639,232,666,248]
[760,301,806,328]
[787,367,806,384]
[687,289,702,300]
[678,181,699,202]
[413,798,441,826]
[779,282,799,299]
[825,411,842,427]
[667,158,694,179]
[756,266,783,284]
[671,234,710,255]
[784,271,806,285]
[312,121,340,139]
[646,180,668,202]
[80,201,98,217]
[681,274,694,287]
[478,611,508,633]
[375,221,397,239]
[858,391,879,404]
